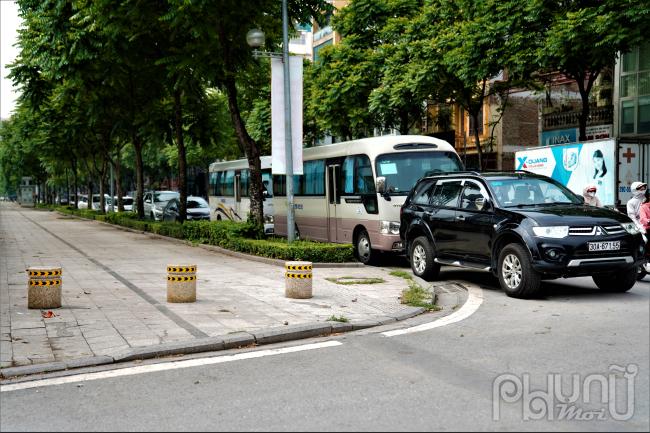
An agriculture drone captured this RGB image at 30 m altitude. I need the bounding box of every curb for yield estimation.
[0,304,430,380]
[55,211,364,269]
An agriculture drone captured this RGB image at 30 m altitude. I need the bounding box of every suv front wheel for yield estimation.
[498,243,541,298]
[409,236,441,281]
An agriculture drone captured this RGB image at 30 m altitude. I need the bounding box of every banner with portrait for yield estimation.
[516,139,616,206]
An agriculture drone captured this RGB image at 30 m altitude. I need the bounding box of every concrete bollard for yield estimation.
[167,265,197,303]
[285,261,312,299]
[27,267,62,309]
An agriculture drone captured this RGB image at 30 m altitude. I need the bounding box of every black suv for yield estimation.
[400,171,645,298]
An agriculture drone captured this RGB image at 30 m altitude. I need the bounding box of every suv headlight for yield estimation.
[622,222,640,235]
[380,221,400,235]
[532,226,569,239]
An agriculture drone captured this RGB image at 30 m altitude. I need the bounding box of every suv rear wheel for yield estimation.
[409,236,440,281]
[498,243,541,298]
[593,269,637,292]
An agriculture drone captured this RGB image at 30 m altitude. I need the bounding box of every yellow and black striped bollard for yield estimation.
[285,261,312,299]
[26,267,62,309]
[167,265,197,303]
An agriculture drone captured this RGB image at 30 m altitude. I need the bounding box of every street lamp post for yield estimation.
[246,0,296,242]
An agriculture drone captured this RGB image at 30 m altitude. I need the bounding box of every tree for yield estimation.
[390,0,539,169]
[305,0,424,139]
[159,0,331,224]
[536,0,650,141]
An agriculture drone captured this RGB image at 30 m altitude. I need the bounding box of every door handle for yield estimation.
[456,215,465,221]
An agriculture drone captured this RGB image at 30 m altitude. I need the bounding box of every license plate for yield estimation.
[588,241,620,252]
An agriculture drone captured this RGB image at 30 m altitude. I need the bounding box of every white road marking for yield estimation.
[382,285,484,337]
[1,341,343,393]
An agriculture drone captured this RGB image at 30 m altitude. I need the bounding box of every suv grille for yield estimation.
[569,225,626,236]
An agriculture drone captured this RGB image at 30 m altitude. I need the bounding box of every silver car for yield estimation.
[144,191,179,221]
[162,196,211,222]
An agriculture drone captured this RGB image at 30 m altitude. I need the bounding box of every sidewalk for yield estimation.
[0,203,465,378]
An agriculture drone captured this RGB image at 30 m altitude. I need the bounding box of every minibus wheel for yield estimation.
[355,230,375,265]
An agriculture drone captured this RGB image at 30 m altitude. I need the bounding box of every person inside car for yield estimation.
[582,184,602,207]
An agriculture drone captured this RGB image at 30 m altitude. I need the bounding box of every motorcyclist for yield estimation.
[627,181,647,234]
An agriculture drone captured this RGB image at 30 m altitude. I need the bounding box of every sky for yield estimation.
[1,0,21,120]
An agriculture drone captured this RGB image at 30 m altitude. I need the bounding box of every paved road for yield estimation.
[2,267,648,431]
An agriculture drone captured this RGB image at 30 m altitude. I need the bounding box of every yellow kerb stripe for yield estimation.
[167,275,197,282]
[166,266,197,273]
[285,265,313,271]
[28,270,62,277]
[285,273,313,279]
[28,279,62,286]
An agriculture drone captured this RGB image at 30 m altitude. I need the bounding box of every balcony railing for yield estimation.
[542,105,613,130]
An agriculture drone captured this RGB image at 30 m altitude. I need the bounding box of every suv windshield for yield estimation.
[154,192,179,202]
[487,177,581,207]
[376,151,463,195]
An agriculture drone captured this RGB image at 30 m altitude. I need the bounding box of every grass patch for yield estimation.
[389,270,413,280]
[327,315,349,323]
[325,276,386,285]
[400,280,442,311]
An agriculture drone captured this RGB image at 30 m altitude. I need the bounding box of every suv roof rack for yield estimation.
[422,170,481,177]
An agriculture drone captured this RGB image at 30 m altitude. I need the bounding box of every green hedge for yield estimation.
[53,206,354,263]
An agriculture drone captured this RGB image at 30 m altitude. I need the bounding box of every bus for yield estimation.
[273,135,463,264]
[208,156,274,234]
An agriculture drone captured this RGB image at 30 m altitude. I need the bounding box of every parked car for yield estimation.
[77,194,89,209]
[89,194,111,211]
[104,196,134,212]
[400,171,645,298]
[121,196,134,212]
[162,196,210,222]
[144,191,180,221]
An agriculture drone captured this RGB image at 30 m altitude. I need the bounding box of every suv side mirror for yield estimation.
[376,177,386,194]
[576,195,585,204]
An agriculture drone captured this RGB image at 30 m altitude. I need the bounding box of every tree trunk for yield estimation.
[133,134,145,219]
[87,180,93,210]
[470,111,483,170]
[577,83,590,142]
[399,110,410,135]
[204,164,210,200]
[72,158,78,209]
[574,70,598,142]
[174,88,187,223]
[224,76,264,225]
[65,168,70,207]
[99,158,107,215]
[115,152,124,212]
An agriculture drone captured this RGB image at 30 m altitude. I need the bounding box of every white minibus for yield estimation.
[273,135,462,263]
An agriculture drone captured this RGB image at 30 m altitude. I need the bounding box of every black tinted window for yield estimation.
[411,180,435,205]
[460,182,487,210]
[431,181,463,208]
